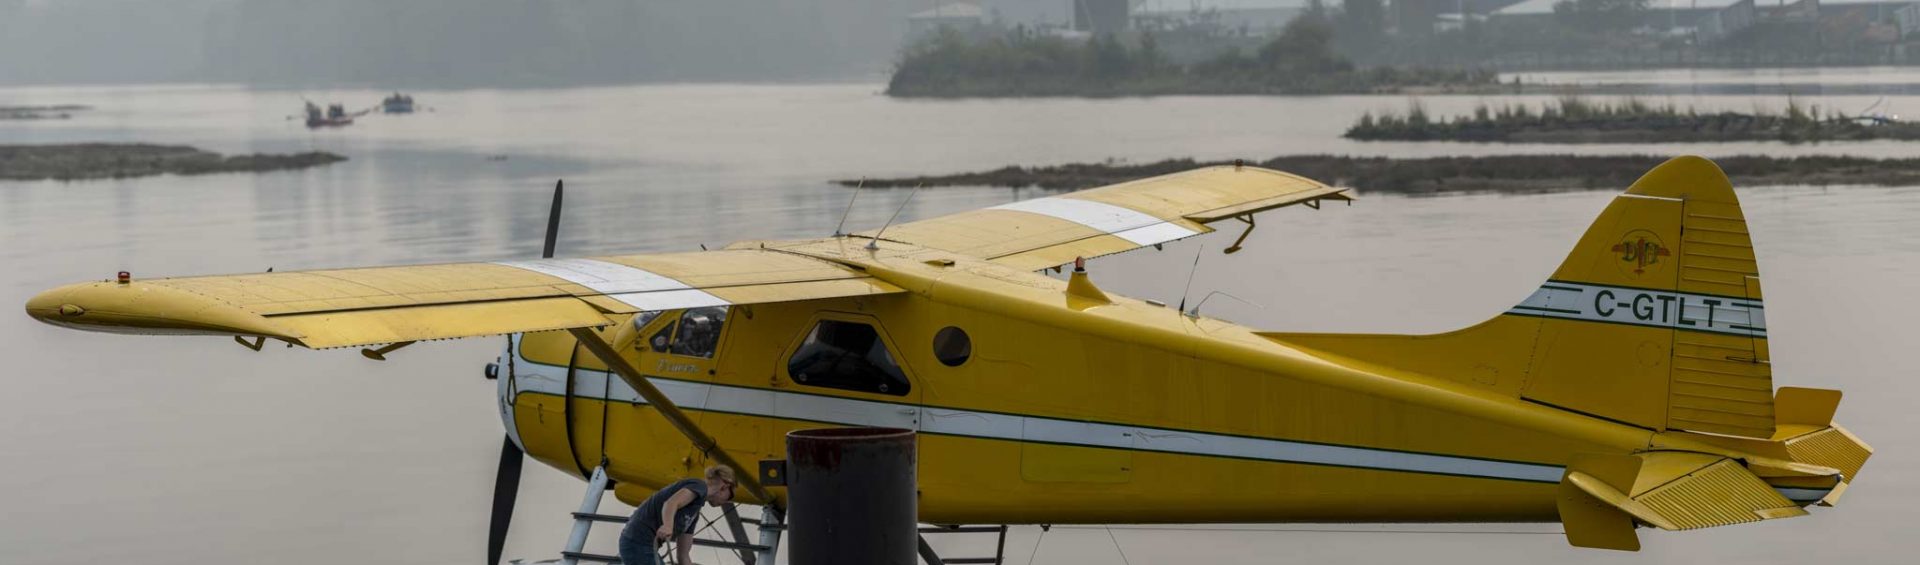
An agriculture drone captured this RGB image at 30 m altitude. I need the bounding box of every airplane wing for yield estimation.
[858,165,1348,271]
[25,250,902,349]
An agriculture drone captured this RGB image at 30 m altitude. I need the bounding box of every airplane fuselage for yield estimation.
[496,238,1759,524]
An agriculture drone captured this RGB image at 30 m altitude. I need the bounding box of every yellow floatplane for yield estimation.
[25,156,1869,556]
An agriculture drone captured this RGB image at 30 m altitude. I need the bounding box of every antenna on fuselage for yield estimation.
[833,179,864,237]
[866,184,919,251]
[1186,290,1261,319]
[1176,243,1205,312]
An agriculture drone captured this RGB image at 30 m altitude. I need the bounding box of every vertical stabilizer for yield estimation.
[1510,156,1772,437]
[1266,157,1776,438]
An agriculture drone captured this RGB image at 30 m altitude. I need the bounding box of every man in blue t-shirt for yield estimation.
[618,465,737,565]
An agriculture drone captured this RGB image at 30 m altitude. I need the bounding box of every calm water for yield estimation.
[2,76,1917,564]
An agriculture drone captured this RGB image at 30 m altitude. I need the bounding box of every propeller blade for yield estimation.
[543,180,564,259]
[489,181,560,564]
[490,179,561,564]
[487,435,525,565]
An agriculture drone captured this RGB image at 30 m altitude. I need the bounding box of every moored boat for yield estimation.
[381,92,415,114]
[304,102,355,128]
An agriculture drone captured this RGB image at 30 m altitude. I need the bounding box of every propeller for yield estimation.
[487,435,525,565]
[489,179,563,565]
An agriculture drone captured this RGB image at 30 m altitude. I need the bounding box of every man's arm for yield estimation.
[655,489,696,541]
[675,533,694,565]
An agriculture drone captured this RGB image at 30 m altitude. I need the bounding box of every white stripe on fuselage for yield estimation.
[494,258,730,311]
[509,355,1567,483]
[991,197,1200,246]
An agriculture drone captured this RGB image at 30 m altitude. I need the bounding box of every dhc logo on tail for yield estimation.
[1612,229,1671,278]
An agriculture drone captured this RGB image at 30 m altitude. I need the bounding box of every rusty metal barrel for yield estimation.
[785,427,917,565]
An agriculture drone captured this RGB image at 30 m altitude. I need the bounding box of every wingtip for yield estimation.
[25,280,299,341]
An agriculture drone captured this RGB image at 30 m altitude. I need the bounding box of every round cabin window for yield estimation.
[932,326,971,367]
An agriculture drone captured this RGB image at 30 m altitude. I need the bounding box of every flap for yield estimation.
[862,165,1347,271]
[27,250,904,349]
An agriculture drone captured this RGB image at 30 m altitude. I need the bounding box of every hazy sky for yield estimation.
[0,0,1337,87]
[0,0,1018,87]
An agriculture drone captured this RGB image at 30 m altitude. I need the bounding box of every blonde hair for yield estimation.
[705,465,736,483]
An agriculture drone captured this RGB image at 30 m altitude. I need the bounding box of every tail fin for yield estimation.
[1269,156,1776,438]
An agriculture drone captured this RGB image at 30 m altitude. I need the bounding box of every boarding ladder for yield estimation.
[916,525,1010,565]
[556,466,781,565]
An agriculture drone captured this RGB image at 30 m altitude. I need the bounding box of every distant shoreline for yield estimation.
[0,143,346,181]
[1347,99,1920,144]
[837,155,1920,195]
[1,105,91,120]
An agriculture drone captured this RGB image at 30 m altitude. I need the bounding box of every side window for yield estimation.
[669,307,727,359]
[648,316,677,353]
[932,326,971,367]
[786,319,910,396]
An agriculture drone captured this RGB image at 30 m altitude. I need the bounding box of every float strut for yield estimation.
[755,505,785,564]
[558,466,610,565]
[722,504,758,565]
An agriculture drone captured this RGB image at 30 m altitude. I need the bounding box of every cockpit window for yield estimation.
[631,311,663,333]
[669,307,727,359]
[786,319,910,396]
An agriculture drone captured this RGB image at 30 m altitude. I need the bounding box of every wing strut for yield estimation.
[565,327,780,509]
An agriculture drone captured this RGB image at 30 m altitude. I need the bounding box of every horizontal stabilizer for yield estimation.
[1559,451,1817,551]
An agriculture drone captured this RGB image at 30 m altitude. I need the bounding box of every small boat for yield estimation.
[305,102,355,128]
[381,92,415,114]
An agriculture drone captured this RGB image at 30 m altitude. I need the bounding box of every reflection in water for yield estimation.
[1,81,1917,565]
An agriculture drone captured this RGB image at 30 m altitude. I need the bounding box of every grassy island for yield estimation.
[887,18,1493,98]
[838,154,1920,195]
[1,143,347,181]
[1348,98,1920,144]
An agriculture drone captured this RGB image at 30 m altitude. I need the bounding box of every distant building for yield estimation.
[1399,0,1528,33]
[1433,12,1491,32]
[1072,0,1131,34]
[909,2,987,37]
[1817,0,1918,44]
[1899,2,1920,37]
[1699,0,1757,41]
[1761,0,1821,22]
[1818,0,1917,23]
[1134,0,1304,36]
[1489,0,1762,41]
